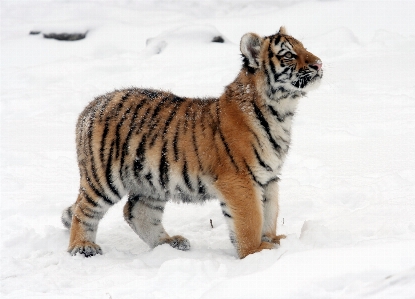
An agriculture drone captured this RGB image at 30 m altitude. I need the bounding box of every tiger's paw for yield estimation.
[262,234,286,245]
[68,241,103,257]
[162,235,191,251]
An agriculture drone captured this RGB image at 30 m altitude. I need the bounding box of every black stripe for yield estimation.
[274,35,281,46]
[162,101,182,136]
[222,210,232,218]
[135,106,152,135]
[197,177,206,195]
[273,66,290,83]
[149,97,169,127]
[264,63,279,99]
[115,106,131,159]
[85,110,108,201]
[172,96,185,103]
[115,91,130,116]
[77,218,97,231]
[173,120,181,162]
[244,160,280,189]
[268,43,278,84]
[120,101,147,177]
[253,103,281,154]
[276,86,290,95]
[147,99,168,147]
[142,200,165,212]
[98,93,114,121]
[80,207,99,219]
[106,140,121,198]
[120,90,131,104]
[182,159,194,191]
[276,92,291,102]
[126,194,140,220]
[159,141,169,190]
[264,61,272,87]
[218,129,239,171]
[268,105,284,123]
[269,45,291,85]
[254,147,272,171]
[144,172,154,188]
[277,48,285,55]
[244,160,264,188]
[215,101,239,170]
[267,105,292,123]
[110,92,130,160]
[83,172,115,206]
[82,189,99,207]
[266,176,280,185]
[100,193,116,206]
[100,119,109,164]
[134,135,147,177]
[128,194,140,204]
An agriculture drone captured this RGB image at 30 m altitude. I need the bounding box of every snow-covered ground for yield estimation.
[2,0,415,298]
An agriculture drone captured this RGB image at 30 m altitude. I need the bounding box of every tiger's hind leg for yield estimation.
[66,190,115,257]
[123,195,190,251]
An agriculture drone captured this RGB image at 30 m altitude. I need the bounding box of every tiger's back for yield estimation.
[63,27,323,258]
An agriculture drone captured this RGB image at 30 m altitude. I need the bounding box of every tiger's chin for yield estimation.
[293,72,323,93]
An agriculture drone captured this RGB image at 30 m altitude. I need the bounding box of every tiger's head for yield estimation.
[240,27,323,96]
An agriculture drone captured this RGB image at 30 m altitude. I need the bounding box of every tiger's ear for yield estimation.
[240,33,263,69]
[278,26,287,35]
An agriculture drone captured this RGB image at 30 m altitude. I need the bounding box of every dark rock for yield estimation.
[43,32,87,41]
[211,36,224,43]
[29,31,41,35]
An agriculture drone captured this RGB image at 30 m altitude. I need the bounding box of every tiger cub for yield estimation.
[62,27,323,259]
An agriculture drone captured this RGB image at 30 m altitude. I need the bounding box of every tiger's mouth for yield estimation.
[309,71,323,84]
[291,69,323,89]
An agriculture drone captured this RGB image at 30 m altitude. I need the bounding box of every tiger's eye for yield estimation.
[284,52,293,58]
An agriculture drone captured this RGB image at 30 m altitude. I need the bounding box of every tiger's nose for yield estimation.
[310,61,322,71]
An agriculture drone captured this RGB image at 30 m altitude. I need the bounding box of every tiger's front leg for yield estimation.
[216,175,274,259]
[261,180,286,245]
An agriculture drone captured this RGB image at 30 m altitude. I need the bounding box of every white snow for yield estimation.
[2,0,415,298]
